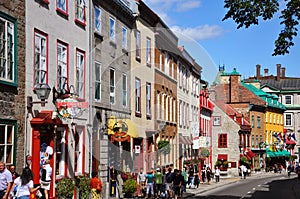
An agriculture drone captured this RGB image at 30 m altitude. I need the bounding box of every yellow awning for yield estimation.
[107,116,138,138]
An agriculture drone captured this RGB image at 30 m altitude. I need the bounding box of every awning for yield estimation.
[218,154,228,160]
[179,135,192,145]
[266,148,291,158]
[30,111,62,125]
[246,150,256,158]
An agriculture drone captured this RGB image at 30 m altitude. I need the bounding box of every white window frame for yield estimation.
[122,73,127,107]
[135,30,141,59]
[75,0,86,24]
[146,82,151,117]
[135,78,141,114]
[110,68,115,104]
[213,116,221,126]
[0,17,15,83]
[74,126,84,175]
[122,26,127,49]
[146,37,151,66]
[95,61,101,101]
[76,49,85,98]
[257,116,261,128]
[57,0,67,13]
[164,52,169,76]
[284,95,292,105]
[285,113,292,126]
[55,127,66,178]
[34,31,47,85]
[109,17,115,42]
[57,42,68,92]
[0,122,15,165]
[94,6,101,34]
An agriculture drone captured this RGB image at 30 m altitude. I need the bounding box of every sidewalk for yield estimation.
[183,172,268,198]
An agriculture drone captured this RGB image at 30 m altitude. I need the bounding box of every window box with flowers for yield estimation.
[157,140,171,154]
[56,178,76,199]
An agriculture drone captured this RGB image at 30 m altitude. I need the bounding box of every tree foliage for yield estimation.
[223,0,300,56]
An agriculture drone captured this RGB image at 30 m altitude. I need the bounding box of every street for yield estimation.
[186,172,300,199]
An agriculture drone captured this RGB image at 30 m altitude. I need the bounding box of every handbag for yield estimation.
[12,185,20,199]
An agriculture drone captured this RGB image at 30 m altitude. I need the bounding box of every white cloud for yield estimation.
[176,0,201,12]
[171,25,224,41]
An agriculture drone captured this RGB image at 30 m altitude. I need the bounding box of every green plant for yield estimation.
[215,160,222,166]
[157,140,171,154]
[122,177,138,195]
[56,178,76,199]
[76,174,91,199]
[200,148,210,158]
[240,156,251,166]
[183,160,191,165]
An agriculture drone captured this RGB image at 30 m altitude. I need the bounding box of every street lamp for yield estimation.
[27,83,51,108]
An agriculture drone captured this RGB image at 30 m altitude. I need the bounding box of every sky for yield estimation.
[143,0,300,85]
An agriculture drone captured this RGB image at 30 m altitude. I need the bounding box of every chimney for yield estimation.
[229,71,241,103]
[256,64,261,79]
[277,64,281,81]
[264,68,269,76]
[281,67,286,78]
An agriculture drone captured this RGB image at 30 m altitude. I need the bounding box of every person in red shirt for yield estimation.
[90,171,102,199]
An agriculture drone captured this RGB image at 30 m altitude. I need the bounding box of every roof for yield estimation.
[241,81,286,111]
[260,78,300,91]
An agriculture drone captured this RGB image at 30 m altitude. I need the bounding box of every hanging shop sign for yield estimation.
[55,97,88,119]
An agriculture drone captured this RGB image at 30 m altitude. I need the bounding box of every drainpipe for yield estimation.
[88,0,93,178]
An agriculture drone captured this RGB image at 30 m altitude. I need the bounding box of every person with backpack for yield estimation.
[9,167,40,199]
[40,160,52,199]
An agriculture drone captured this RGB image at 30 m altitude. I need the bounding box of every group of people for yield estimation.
[136,165,221,199]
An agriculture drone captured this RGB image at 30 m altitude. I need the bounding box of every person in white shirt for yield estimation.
[40,160,52,199]
[9,167,40,199]
[214,166,220,183]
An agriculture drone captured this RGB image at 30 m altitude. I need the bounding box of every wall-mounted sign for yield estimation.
[55,97,88,119]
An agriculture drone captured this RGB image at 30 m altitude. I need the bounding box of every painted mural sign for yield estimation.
[56,97,88,119]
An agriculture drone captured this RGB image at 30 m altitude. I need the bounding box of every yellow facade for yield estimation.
[265,111,284,145]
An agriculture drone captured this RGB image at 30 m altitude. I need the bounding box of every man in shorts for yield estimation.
[40,160,52,199]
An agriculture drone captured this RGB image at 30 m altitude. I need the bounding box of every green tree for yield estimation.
[223,0,300,56]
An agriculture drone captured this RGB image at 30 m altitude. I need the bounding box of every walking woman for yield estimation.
[9,167,40,199]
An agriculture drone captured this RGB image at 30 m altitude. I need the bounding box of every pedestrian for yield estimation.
[90,171,102,199]
[172,169,183,199]
[181,168,188,193]
[154,168,163,198]
[194,173,200,188]
[9,165,19,181]
[145,170,154,198]
[137,168,147,197]
[188,165,194,188]
[214,166,220,183]
[201,166,206,184]
[0,161,12,199]
[165,168,174,198]
[206,167,212,184]
[9,167,40,199]
[40,159,52,199]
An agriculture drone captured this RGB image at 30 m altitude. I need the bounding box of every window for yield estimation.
[74,126,84,175]
[213,116,221,126]
[94,6,101,34]
[135,78,141,116]
[75,0,86,24]
[257,116,261,128]
[56,0,68,14]
[57,42,68,92]
[285,113,292,126]
[122,26,127,49]
[164,52,169,75]
[94,62,101,101]
[218,134,227,148]
[122,74,127,107]
[0,15,16,84]
[76,49,85,98]
[146,37,151,66]
[251,135,254,147]
[109,17,115,42]
[34,30,47,85]
[135,30,140,60]
[146,82,151,118]
[0,122,16,165]
[256,135,259,148]
[55,128,66,177]
[109,68,115,104]
[285,95,292,104]
[178,62,182,88]
[251,115,255,128]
